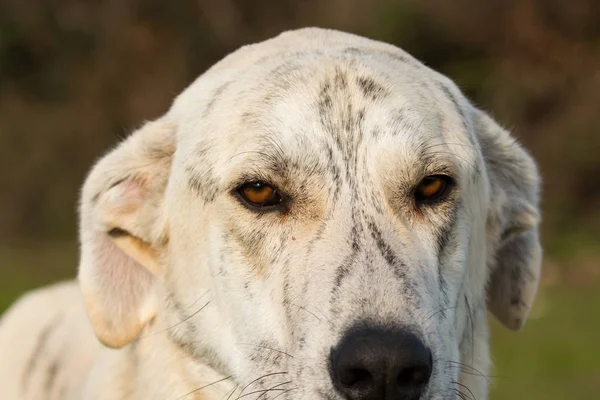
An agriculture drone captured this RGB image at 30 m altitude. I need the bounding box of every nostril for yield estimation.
[397,365,431,388]
[339,368,373,387]
[397,350,433,393]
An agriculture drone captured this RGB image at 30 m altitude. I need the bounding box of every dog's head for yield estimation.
[78,28,541,399]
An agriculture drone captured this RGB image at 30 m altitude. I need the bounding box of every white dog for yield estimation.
[0,28,541,400]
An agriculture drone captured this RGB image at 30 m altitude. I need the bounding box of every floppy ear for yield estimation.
[473,109,542,331]
[78,119,175,348]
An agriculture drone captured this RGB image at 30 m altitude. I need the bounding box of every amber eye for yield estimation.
[414,175,452,203]
[237,181,283,208]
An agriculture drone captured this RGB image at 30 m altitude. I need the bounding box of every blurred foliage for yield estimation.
[0,1,598,399]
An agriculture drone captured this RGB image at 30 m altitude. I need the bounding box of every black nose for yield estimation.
[329,326,433,400]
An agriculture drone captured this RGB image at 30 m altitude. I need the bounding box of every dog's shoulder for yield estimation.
[0,281,102,400]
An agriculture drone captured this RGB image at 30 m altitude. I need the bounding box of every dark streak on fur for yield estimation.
[305,217,329,262]
[166,329,203,364]
[283,258,293,329]
[365,219,419,304]
[317,67,365,204]
[165,292,201,357]
[350,210,362,252]
[323,142,342,204]
[317,68,367,201]
[461,294,475,358]
[330,256,356,313]
[509,251,526,307]
[44,358,59,392]
[203,81,232,118]
[228,224,268,275]
[331,205,363,302]
[164,294,224,370]
[436,206,459,257]
[436,81,472,136]
[21,314,63,392]
[333,254,354,293]
[389,108,417,135]
[436,205,459,305]
[186,146,220,204]
[356,76,389,100]
[367,219,399,272]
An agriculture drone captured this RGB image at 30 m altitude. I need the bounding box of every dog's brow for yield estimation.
[418,151,460,176]
[228,136,327,183]
[223,148,293,190]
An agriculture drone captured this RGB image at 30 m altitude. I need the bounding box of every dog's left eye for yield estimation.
[414,175,453,204]
[237,181,284,208]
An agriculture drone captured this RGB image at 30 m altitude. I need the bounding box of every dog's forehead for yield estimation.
[171,28,477,182]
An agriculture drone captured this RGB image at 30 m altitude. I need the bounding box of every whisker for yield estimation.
[236,387,288,400]
[173,375,232,400]
[311,305,334,325]
[238,343,295,358]
[411,93,442,137]
[452,380,477,400]
[222,385,238,400]
[176,289,211,312]
[424,305,459,322]
[290,303,321,323]
[463,295,475,366]
[141,300,211,338]
[445,360,493,382]
[237,372,288,398]
[255,381,292,400]
[453,388,468,400]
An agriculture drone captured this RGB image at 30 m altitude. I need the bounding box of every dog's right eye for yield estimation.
[414,175,454,204]
[236,181,284,209]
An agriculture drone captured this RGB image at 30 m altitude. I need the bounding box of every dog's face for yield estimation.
[78,29,541,400]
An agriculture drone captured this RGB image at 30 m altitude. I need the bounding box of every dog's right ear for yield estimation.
[471,109,542,331]
[78,119,175,348]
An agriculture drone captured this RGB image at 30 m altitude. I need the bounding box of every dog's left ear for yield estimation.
[472,108,542,331]
[78,118,175,348]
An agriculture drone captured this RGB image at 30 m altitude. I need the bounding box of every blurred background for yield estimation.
[0,0,598,398]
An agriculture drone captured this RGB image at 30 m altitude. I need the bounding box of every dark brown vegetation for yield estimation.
[1,0,598,254]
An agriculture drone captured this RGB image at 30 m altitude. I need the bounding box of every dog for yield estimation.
[0,28,542,400]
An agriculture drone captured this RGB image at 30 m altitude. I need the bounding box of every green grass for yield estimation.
[0,242,77,312]
[490,285,600,399]
[1,243,599,399]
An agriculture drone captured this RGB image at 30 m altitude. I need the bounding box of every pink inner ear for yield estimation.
[105,178,145,210]
[97,178,147,232]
